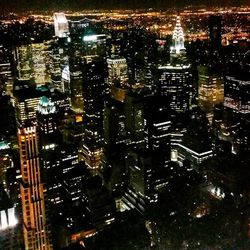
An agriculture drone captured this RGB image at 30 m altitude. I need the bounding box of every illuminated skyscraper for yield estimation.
[107,57,128,87]
[19,125,53,250]
[170,16,185,55]
[0,141,13,191]
[13,84,50,126]
[37,96,59,150]
[198,66,224,121]
[53,13,69,38]
[68,22,106,113]
[37,96,66,209]
[156,16,192,113]
[15,43,51,87]
[224,76,250,115]
[32,43,51,87]
[15,45,33,81]
[81,57,107,169]
[66,22,107,168]
[158,64,192,113]
[223,75,250,153]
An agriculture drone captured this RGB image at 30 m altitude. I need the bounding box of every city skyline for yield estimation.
[0,3,249,250]
[1,0,249,12]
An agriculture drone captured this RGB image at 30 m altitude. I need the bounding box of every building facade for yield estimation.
[19,125,53,250]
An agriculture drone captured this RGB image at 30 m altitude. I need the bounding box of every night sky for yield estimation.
[1,0,249,11]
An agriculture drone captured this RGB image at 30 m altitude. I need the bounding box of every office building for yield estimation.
[54,13,69,38]
[81,57,107,169]
[158,64,192,113]
[37,96,60,150]
[32,43,51,87]
[0,141,13,191]
[19,125,53,250]
[157,16,192,113]
[13,84,50,126]
[0,45,13,96]
[198,66,224,121]
[107,57,128,87]
[224,76,250,115]
[15,43,51,87]
[15,45,33,81]
[68,21,106,113]
[175,108,213,170]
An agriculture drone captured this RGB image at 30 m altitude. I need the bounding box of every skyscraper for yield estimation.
[13,84,50,126]
[54,13,69,38]
[209,15,222,52]
[19,125,53,250]
[157,16,192,113]
[224,76,250,115]
[158,64,192,113]
[37,96,60,151]
[37,96,65,209]
[198,66,224,121]
[81,57,107,169]
[68,20,106,114]
[107,57,128,87]
[66,21,108,169]
[15,43,51,87]
[170,16,185,55]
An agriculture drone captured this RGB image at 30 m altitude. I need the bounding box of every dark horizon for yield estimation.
[1,0,249,13]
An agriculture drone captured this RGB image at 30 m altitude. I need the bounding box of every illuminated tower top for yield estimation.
[37,96,56,115]
[170,16,185,54]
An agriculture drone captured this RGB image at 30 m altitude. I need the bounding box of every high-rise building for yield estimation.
[0,45,13,96]
[37,96,64,208]
[81,57,107,169]
[209,15,222,52]
[15,43,51,87]
[32,43,51,87]
[170,16,185,55]
[37,96,60,151]
[15,45,33,81]
[13,84,50,126]
[107,57,128,87]
[224,76,250,115]
[157,16,192,113]
[175,108,213,170]
[223,75,250,153]
[18,125,53,250]
[0,141,13,191]
[54,13,69,38]
[158,64,192,113]
[198,66,224,121]
[66,21,108,168]
[68,21,106,113]
[124,92,145,147]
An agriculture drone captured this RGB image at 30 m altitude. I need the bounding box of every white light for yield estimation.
[0,210,8,230]
[8,208,18,227]
[83,35,97,41]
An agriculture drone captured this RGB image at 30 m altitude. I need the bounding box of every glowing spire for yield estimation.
[171,16,185,54]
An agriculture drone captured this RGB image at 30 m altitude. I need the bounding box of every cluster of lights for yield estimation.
[170,16,185,54]
[0,207,18,231]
